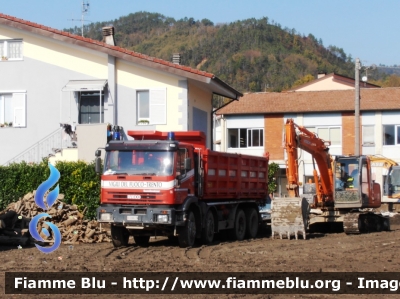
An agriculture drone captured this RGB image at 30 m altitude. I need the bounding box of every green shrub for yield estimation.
[268,162,280,194]
[0,159,100,220]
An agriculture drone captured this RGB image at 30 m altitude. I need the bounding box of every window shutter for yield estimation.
[13,92,26,127]
[149,88,166,125]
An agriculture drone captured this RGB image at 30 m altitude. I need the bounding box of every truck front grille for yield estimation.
[104,191,163,204]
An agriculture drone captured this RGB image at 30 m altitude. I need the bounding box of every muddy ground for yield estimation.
[1,215,400,299]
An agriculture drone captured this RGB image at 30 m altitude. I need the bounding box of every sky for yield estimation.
[1,0,399,67]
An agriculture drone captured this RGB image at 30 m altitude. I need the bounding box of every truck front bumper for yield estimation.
[97,205,185,228]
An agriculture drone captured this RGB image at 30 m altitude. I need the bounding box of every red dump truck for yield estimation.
[95,131,269,248]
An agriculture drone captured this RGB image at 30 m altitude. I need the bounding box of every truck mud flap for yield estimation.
[271,197,309,240]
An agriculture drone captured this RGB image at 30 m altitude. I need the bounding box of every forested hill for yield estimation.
[65,12,357,92]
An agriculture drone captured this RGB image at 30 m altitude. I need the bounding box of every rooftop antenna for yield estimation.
[68,0,91,37]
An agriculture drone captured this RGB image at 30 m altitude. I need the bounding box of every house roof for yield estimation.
[290,72,381,91]
[0,13,242,100]
[216,88,400,115]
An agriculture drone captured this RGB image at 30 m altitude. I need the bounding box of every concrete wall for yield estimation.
[296,77,354,91]
[77,123,107,162]
[116,60,188,134]
[188,83,213,148]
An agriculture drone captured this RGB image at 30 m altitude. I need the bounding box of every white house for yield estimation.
[0,13,242,165]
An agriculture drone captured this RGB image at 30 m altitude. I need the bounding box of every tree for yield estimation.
[201,18,214,26]
[291,74,316,88]
[268,162,280,194]
[384,74,400,87]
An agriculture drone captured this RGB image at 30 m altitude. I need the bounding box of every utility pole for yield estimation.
[355,58,361,156]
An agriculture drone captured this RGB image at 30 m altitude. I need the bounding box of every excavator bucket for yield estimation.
[271,197,309,240]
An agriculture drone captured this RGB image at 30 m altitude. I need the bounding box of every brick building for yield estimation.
[216,87,400,197]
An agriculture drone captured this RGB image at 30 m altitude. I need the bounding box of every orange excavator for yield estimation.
[271,119,390,239]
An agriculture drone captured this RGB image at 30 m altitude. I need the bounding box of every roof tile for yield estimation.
[217,88,400,115]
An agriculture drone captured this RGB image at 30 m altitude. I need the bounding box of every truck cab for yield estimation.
[96,134,194,247]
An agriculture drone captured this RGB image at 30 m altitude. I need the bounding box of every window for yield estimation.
[247,128,263,147]
[0,39,23,60]
[383,125,400,145]
[306,126,341,145]
[362,125,375,146]
[137,91,150,122]
[0,92,26,127]
[136,88,166,125]
[79,91,104,124]
[228,128,264,148]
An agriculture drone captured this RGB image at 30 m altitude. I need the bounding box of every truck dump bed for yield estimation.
[201,149,269,201]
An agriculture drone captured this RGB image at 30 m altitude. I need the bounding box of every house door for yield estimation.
[79,91,104,124]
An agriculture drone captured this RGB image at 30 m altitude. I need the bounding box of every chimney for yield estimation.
[102,26,116,46]
[172,53,181,65]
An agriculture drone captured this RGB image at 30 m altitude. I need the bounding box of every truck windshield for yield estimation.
[104,150,174,176]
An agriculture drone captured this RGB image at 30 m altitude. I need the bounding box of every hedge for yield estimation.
[0,159,100,220]
[0,159,280,220]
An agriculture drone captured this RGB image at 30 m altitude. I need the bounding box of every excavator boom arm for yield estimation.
[285,119,334,205]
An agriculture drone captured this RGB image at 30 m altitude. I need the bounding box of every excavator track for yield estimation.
[343,212,391,234]
[343,213,362,234]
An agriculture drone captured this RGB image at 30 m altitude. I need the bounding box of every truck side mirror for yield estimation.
[184,158,191,170]
[95,149,102,174]
[95,157,102,174]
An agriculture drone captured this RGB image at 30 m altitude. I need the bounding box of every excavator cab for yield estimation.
[334,156,381,209]
[335,158,359,190]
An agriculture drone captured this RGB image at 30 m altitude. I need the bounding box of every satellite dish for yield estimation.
[362,76,368,82]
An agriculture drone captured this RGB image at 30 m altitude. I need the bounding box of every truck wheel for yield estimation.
[245,208,259,239]
[178,210,197,248]
[201,210,215,244]
[134,236,150,247]
[111,225,129,247]
[228,209,246,241]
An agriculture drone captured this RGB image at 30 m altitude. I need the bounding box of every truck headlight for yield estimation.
[157,214,169,223]
[100,213,112,221]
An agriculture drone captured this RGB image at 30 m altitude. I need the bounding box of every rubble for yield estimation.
[3,191,111,244]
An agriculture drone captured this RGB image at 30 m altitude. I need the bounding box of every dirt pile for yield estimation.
[3,191,111,244]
